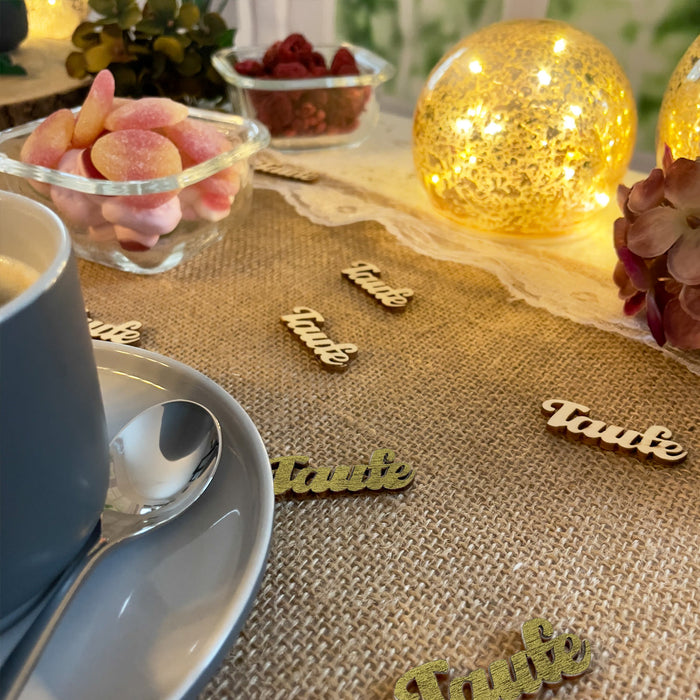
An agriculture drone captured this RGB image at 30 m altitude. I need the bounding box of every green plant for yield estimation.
[66,0,234,104]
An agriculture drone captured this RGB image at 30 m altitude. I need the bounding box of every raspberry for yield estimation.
[252,92,294,135]
[234,59,264,77]
[303,51,327,72]
[278,33,313,63]
[272,61,310,79]
[246,34,370,138]
[262,41,281,71]
[330,47,359,76]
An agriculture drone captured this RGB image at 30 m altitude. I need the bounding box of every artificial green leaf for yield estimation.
[151,50,167,77]
[176,2,199,29]
[202,12,226,36]
[98,27,130,61]
[89,0,117,17]
[110,64,137,94]
[84,42,115,72]
[153,35,184,62]
[115,0,139,16]
[177,50,202,76]
[126,42,151,55]
[101,22,124,39]
[147,0,177,21]
[190,0,209,13]
[117,5,142,29]
[216,27,234,48]
[187,29,205,45]
[71,21,101,49]
[65,51,88,78]
[134,18,165,34]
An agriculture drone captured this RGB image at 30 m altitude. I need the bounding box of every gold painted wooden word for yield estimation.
[253,151,320,182]
[394,618,591,700]
[271,449,415,496]
[280,306,357,371]
[341,261,414,310]
[86,310,141,345]
[542,399,687,465]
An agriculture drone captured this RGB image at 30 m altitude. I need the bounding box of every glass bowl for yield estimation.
[0,108,269,274]
[212,43,395,151]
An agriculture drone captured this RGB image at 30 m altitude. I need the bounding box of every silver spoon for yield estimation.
[0,399,222,700]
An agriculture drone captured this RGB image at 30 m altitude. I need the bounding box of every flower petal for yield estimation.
[665,277,682,296]
[679,284,700,321]
[664,298,700,350]
[646,288,666,346]
[664,157,700,215]
[623,291,645,316]
[627,207,685,258]
[613,259,636,298]
[650,255,669,279]
[616,183,630,213]
[662,144,674,173]
[617,246,651,290]
[613,216,629,250]
[628,168,665,214]
[667,232,700,285]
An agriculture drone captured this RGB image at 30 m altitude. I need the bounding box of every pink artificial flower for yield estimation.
[626,157,700,286]
[613,146,700,350]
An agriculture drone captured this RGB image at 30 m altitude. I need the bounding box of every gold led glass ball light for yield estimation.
[656,34,700,165]
[413,19,637,238]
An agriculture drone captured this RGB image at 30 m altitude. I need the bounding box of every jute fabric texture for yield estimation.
[79,189,700,700]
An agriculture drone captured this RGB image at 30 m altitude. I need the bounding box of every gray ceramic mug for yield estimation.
[0,191,109,630]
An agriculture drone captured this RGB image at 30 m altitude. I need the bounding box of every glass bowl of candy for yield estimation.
[0,72,270,274]
[212,34,395,151]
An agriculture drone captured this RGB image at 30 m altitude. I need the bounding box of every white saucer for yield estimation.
[2,341,274,700]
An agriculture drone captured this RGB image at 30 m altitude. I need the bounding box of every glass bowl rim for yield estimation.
[212,42,396,91]
[0,107,270,196]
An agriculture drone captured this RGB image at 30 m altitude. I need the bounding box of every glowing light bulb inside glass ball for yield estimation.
[412,19,637,238]
[656,34,700,165]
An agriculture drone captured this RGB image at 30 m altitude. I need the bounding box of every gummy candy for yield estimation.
[162,117,233,164]
[90,129,182,207]
[105,97,189,132]
[102,196,182,236]
[20,108,75,169]
[113,224,161,252]
[179,185,231,222]
[19,108,75,194]
[73,69,114,149]
[50,149,106,227]
[18,72,241,252]
[88,222,117,242]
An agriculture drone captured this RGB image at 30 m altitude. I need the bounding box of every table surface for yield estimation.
[74,123,700,699]
[0,40,85,107]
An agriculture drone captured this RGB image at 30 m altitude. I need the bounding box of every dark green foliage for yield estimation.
[65,0,234,104]
[653,1,700,44]
[0,52,27,74]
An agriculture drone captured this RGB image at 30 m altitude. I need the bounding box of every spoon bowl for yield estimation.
[0,399,222,700]
[108,399,221,521]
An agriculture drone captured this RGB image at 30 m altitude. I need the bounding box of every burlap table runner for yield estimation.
[78,189,700,699]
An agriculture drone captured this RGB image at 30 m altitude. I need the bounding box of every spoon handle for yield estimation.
[0,526,111,700]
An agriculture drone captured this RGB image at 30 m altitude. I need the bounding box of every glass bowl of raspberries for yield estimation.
[0,70,270,274]
[212,34,395,151]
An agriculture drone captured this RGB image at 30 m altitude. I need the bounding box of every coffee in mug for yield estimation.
[0,191,110,630]
[0,254,39,307]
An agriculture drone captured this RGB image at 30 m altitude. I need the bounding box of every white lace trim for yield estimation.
[255,113,700,376]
